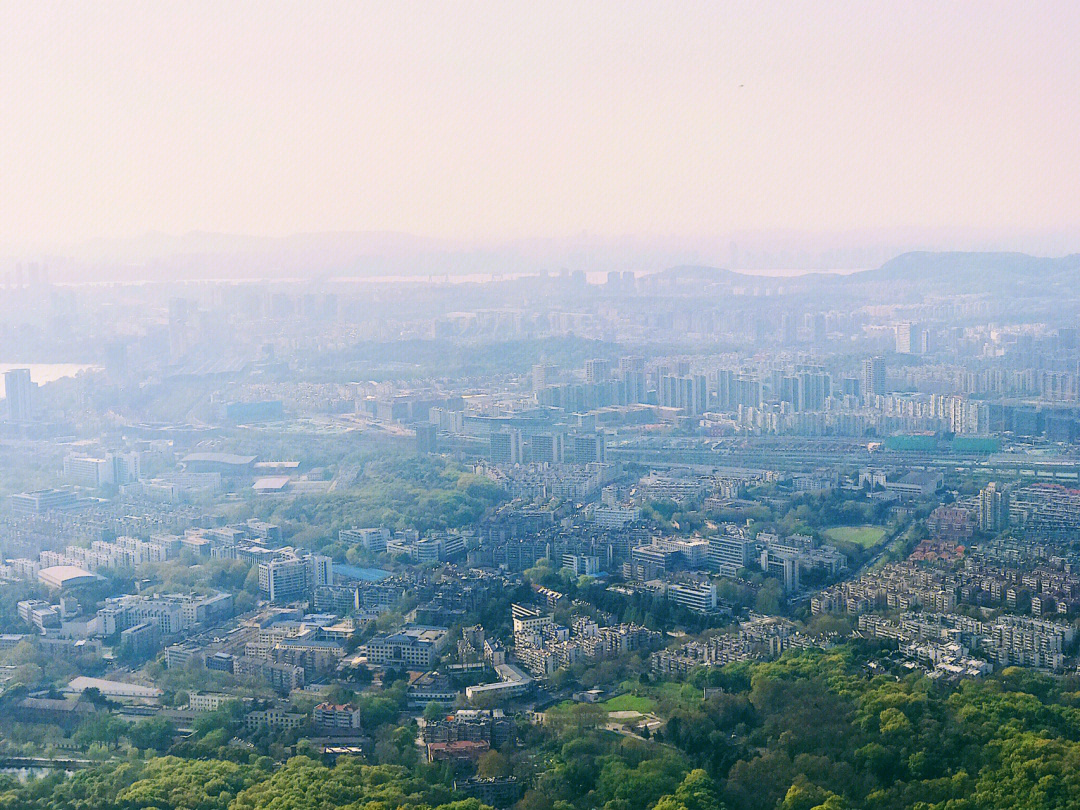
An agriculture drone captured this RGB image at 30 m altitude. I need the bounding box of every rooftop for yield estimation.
[38,565,98,589]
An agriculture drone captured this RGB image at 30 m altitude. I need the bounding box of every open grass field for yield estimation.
[601,694,656,713]
[556,693,659,714]
[824,525,888,548]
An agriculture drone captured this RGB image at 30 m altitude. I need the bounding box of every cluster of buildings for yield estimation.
[617,528,845,602]
[858,611,1076,674]
[812,560,959,616]
[165,607,356,692]
[419,708,514,762]
[11,590,234,662]
[510,602,660,678]
[475,460,617,501]
[651,616,835,676]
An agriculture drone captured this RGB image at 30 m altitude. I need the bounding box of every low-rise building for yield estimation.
[364,626,449,669]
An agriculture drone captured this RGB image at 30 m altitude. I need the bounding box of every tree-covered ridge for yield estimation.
[0,757,488,810]
[9,645,1080,810]
[664,647,1080,810]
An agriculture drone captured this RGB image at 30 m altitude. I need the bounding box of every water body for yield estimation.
[0,363,98,397]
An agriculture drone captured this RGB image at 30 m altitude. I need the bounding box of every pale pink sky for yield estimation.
[1,1,1079,248]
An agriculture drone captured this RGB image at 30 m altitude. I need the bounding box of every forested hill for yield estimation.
[857,250,1080,284]
[7,643,1080,810]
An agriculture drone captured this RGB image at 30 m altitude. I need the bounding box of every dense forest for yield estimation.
[6,643,1080,810]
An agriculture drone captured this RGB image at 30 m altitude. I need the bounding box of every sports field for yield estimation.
[823,525,887,548]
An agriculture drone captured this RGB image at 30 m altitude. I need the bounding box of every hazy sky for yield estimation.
[2,1,1079,249]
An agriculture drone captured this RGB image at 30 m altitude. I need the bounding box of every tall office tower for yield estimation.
[977,483,1010,532]
[3,368,34,421]
[862,357,886,401]
[584,358,613,384]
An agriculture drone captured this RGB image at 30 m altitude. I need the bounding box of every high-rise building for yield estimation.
[114,452,141,484]
[895,322,918,354]
[584,359,613,384]
[3,368,34,421]
[490,430,524,464]
[862,357,886,401]
[978,483,1010,532]
[760,548,800,592]
[569,432,606,464]
[531,364,557,395]
[258,553,332,603]
[716,369,736,411]
[307,554,333,588]
[527,432,564,464]
[716,369,761,411]
[797,370,830,411]
[735,376,763,410]
[659,375,707,415]
[622,370,647,404]
[779,376,799,409]
[259,558,307,603]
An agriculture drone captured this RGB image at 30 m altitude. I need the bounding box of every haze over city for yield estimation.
[5,5,1080,810]
[3,1,1080,279]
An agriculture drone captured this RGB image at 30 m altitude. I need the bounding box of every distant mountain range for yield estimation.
[5,230,1080,286]
[658,251,1080,289]
[858,251,1080,283]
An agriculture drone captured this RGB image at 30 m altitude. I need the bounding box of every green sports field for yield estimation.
[601,694,656,713]
[823,525,888,548]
